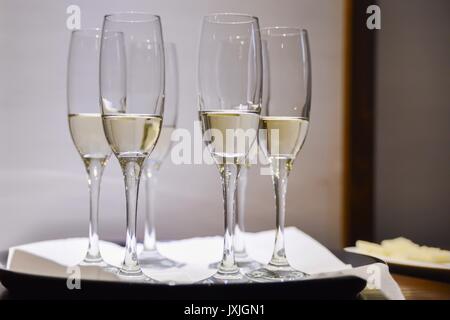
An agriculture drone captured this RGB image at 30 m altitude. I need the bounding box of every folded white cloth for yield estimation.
[5,227,404,299]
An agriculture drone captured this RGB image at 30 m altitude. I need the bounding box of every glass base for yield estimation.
[79,256,119,273]
[246,264,309,282]
[201,271,251,284]
[116,268,158,283]
[208,253,262,272]
[139,249,186,269]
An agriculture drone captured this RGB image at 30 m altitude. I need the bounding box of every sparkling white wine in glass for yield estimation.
[69,113,111,166]
[259,116,309,162]
[102,114,162,159]
[200,110,259,162]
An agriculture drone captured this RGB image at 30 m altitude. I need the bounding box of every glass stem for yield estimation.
[234,165,248,257]
[143,166,158,252]
[269,158,291,267]
[84,158,105,263]
[120,159,144,274]
[218,163,240,275]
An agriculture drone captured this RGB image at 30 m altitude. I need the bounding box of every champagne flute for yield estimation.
[139,43,184,269]
[247,27,311,282]
[100,13,165,278]
[67,29,113,268]
[232,50,268,268]
[198,13,262,283]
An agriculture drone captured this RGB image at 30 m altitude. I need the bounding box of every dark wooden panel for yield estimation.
[343,0,376,246]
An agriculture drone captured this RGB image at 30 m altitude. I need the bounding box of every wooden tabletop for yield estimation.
[392,274,450,300]
[1,273,449,300]
[360,273,450,300]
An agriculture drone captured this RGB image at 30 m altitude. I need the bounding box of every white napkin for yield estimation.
[158,227,350,274]
[5,227,404,299]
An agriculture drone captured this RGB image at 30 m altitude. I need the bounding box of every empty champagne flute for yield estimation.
[67,28,113,268]
[100,13,165,278]
[247,27,311,282]
[139,43,184,269]
[198,13,262,283]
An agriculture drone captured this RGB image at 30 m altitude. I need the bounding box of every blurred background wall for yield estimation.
[0,0,346,249]
[375,0,450,247]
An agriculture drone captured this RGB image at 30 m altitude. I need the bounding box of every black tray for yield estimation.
[0,249,376,300]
